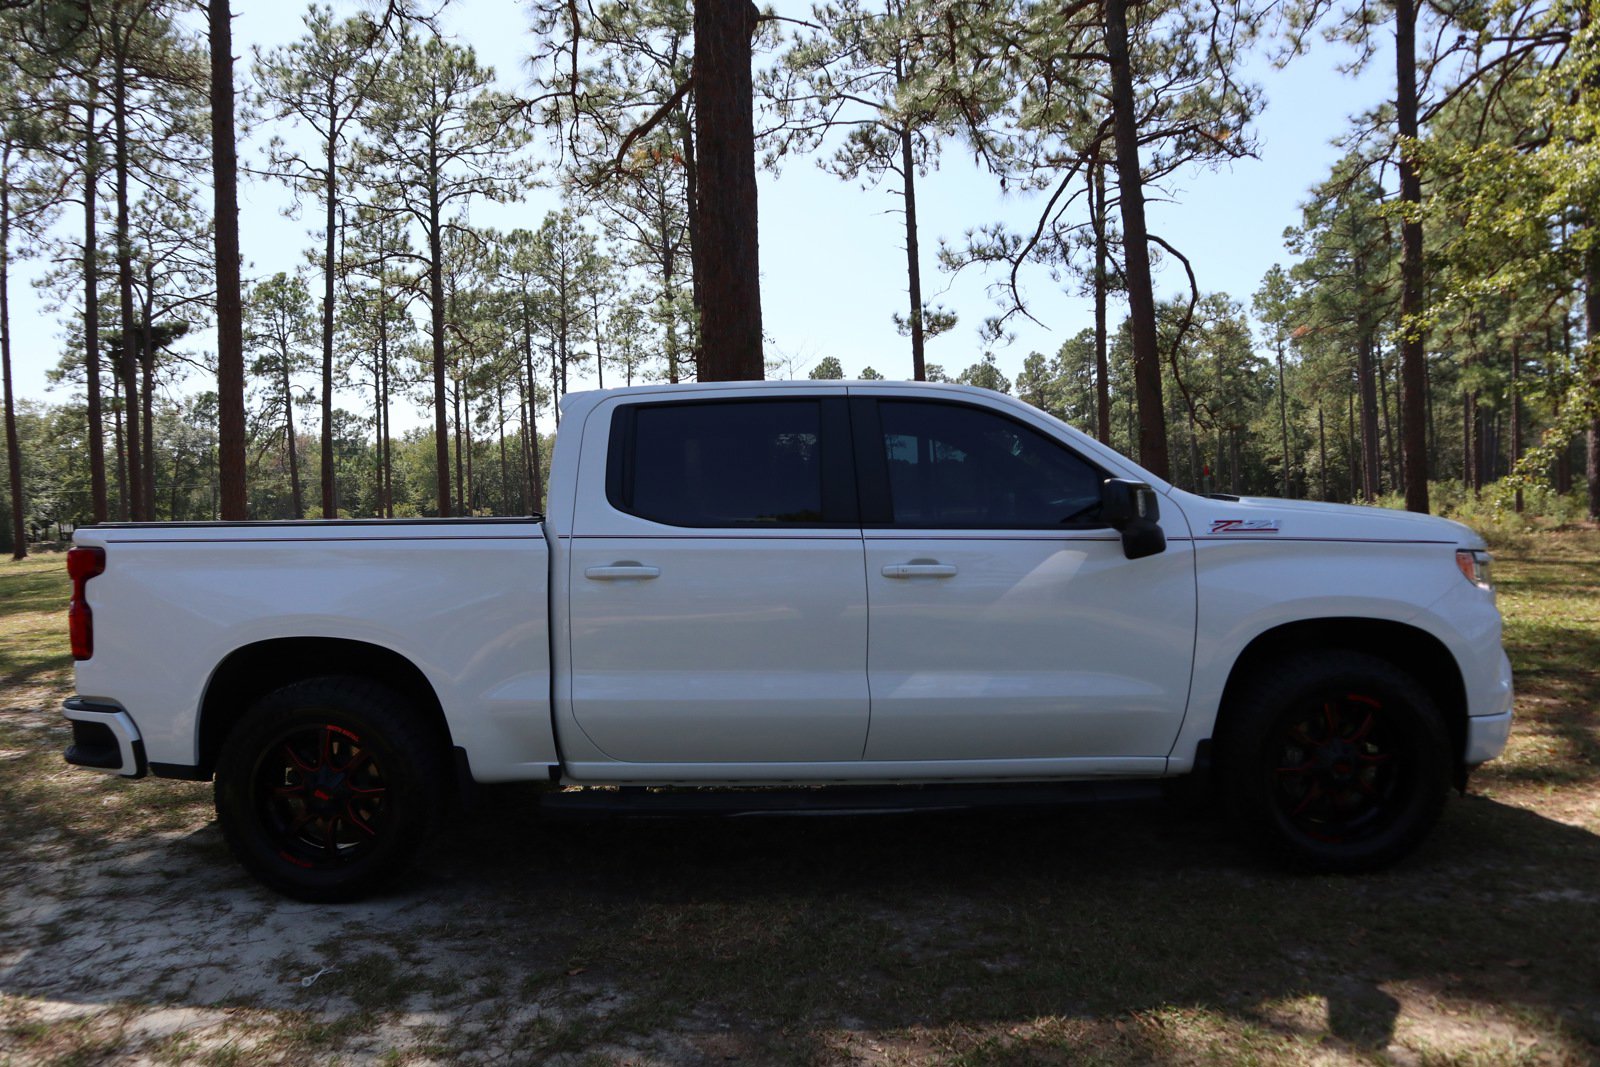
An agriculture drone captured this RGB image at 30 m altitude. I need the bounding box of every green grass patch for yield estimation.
[1481,530,1600,789]
[0,551,72,688]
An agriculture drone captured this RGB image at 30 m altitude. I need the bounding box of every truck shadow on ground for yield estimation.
[3,786,1597,1064]
[437,791,1599,1061]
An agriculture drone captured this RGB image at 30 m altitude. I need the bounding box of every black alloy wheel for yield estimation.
[1268,691,1408,845]
[1219,651,1451,872]
[215,676,447,901]
[257,722,390,871]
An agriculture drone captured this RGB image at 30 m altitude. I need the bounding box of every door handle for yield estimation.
[585,564,661,580]
[881,562,958,579]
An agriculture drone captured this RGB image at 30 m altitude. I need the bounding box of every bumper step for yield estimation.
[61,699,146,778]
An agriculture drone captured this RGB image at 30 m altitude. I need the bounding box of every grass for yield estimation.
[1482,530,1600,793]
[0,550,74,688]
[0,533,1598,1065]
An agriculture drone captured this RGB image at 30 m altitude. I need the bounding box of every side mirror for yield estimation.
[1101,479,1167,560]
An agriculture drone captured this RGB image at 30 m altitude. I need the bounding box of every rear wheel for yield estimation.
[214,676,447,901]
[1217,651,1451,872]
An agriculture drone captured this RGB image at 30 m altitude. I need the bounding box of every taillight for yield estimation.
[68,547,106,661]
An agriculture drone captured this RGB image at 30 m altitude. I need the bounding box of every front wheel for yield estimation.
[1217,651,1451,872]
[214,676,447,901]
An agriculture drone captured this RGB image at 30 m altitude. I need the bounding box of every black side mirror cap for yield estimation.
[1101,479,1167,560]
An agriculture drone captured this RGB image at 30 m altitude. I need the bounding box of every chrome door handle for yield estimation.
[881,562,958,579]
[584,564,661,580]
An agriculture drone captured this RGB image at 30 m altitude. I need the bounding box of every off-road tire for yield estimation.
[1216,651,1451,873]
[214,675,447,901]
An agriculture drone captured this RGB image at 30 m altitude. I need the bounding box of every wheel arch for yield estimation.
[1215,618,1469,785]
[197,637,454,777]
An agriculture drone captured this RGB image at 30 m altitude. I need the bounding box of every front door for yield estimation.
[855,396,1196,762]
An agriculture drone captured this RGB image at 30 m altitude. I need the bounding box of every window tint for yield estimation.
[878,401,1105,528]
[616,401,826,526]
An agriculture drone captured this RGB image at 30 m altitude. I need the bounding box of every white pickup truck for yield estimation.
[62,381,1514,900]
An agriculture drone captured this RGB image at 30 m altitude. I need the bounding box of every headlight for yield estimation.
[1455,549,1493,590]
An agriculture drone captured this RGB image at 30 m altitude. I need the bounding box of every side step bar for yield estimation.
[538,781,1164,820]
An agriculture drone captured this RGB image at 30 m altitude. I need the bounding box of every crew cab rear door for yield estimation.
[561,390,869,765]
[851,392,1196,764]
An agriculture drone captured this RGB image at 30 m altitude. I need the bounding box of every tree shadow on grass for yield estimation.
[6,780,1594,1065]
[1501,617,1600,784]
[0,568,66,621]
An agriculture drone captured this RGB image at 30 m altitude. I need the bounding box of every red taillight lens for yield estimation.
[67,547,105,661]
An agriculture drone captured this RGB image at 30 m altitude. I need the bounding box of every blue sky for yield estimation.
[6,0,1391,428]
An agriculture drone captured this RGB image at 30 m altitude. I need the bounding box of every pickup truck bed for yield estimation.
[68,518,556,783]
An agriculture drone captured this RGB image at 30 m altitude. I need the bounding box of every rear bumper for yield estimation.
[63,698,147,778]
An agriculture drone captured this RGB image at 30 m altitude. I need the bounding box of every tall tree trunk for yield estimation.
[211,0,248,521]
[591,291,606,390]
[463,380,474,512]
[1472,398,1486,494]
[1585,240,1599,522]
[662,265,681,384]
[112,44,144,521]
[1317,401,1328,501]
[82,87,108,524]
[496,388,509,515]
[1394,360,1407,489]
[1,163,24,557]
[112,372,127,519]
[519,301,534,510]
[676,106,701,374]
[140,298,154,515]
[1557,315,1573,493]
[1214,426,1224,493]
[1356,328,1381,501]
[320,121,337,518]
[692,0,764,381]
[379,289,392,518]
[558,296,570,401]
[516,344,531,513]
[1187,420,1200,491]
[284,344,303,519]
[452,380,464,516]
[1229,427,1241,494]
[1104,0,1168,478]
[899,123,926,382]
[428,180,451,516]
[1277,340,1291,497]
[1425,352,1436,474]
[523,308,544,511]
[1378,345,1398,491]
[1348,389,1358,500]
[1395,0,1429,513]
[1093,160,1111,446]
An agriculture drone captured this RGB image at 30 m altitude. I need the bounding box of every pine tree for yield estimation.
[359,32,530,515]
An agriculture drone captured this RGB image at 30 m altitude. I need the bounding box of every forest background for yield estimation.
[1,0,1596,549]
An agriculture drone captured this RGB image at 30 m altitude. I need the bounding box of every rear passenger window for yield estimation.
[610,401,829,526]
[878,401,1105,528]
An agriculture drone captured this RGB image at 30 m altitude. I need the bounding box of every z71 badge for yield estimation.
[1210,518,1281,534]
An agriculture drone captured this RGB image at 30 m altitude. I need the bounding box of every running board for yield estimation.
[537,781,1164,820]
